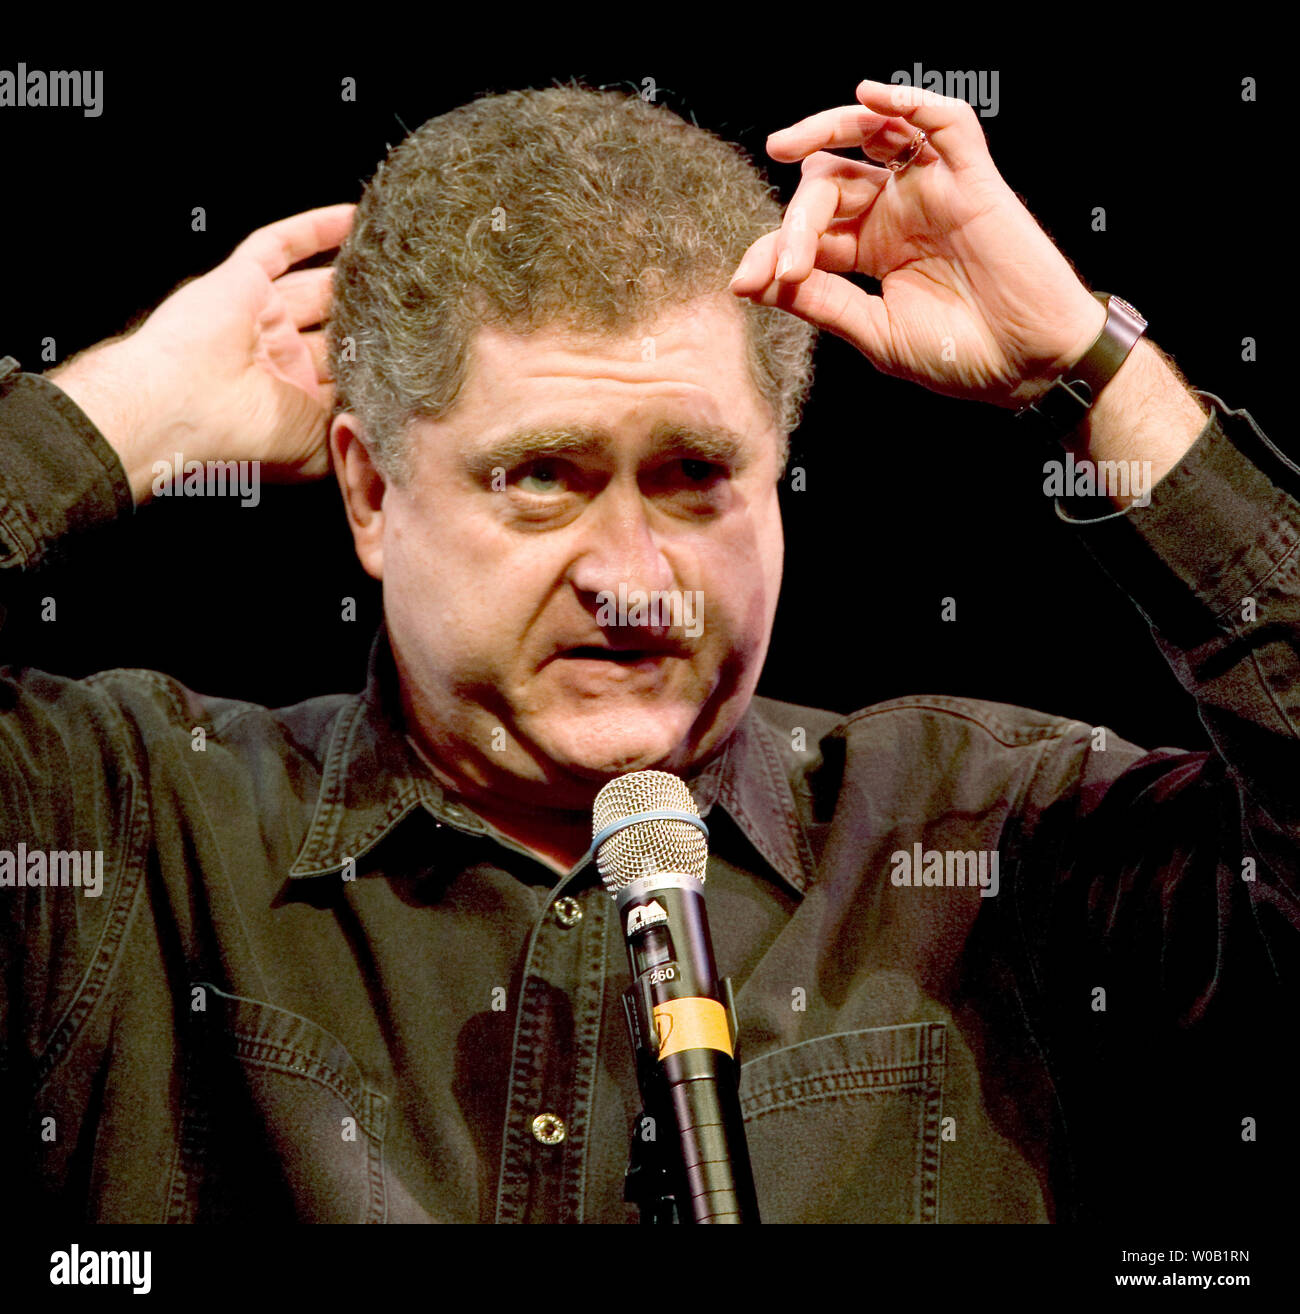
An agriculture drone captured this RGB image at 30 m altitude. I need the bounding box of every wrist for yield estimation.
[1071,338,1211,484]
[48,338,168,505]
[1048,293,1109,378]
[1009,292,1108,408]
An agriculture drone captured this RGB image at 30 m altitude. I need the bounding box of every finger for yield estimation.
[810,224,867,274]
[852,117,942,170]
[767,105,896,162]
[766,104,935,170]
[776,153,891,282]
[230,203,356,281]
[775,173,840,283]
[273,267,335,330]
[855,79,987,171]
[730,222,868,297]
[745,268,892,364]
[302,330,333,384]
[729,230,783,295]
[301,380,337,435]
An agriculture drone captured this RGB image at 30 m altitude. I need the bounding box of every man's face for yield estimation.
[338,293,785,811]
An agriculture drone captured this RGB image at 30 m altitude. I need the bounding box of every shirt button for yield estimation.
[531,1112,566,1145]
[552,896,583,928]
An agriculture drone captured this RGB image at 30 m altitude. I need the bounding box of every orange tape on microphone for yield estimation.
[652,996,733,1060]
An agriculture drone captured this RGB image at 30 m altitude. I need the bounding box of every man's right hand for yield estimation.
[47,203,355,505]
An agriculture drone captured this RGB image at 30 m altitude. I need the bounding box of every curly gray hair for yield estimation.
[328,82,817,484]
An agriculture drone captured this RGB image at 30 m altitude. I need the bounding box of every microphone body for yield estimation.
[592,772,760,1223]
[614,875,760,1222]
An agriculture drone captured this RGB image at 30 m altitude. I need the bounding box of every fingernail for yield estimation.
[776,251,793,279]
[729,256,754,287]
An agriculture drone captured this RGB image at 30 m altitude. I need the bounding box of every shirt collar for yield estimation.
[288,623,813,894]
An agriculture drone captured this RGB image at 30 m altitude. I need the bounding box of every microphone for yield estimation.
[591,769,760,1223]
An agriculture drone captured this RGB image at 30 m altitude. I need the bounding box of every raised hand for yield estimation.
[50,204,355,502]
[729,80,1106,410]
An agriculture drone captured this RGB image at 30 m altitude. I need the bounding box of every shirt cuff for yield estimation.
[0,367,133,570]
[1060,392,1300,642]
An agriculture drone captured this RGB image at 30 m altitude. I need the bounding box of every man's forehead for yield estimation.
[463,294,753,388]
[423,295,777,461]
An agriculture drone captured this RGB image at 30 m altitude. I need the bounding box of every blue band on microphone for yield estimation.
[583,809,709,871]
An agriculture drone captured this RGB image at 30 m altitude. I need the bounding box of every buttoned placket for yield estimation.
[407,784,615,1223]
[494,858,610,1223]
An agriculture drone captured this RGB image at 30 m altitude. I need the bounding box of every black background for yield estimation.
[0,40,1280,754]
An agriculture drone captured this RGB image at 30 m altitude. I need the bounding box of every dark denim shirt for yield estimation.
[1,361,1297,1224]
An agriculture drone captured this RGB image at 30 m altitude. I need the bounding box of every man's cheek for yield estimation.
[403,594,510,684]
[701,574,766,641]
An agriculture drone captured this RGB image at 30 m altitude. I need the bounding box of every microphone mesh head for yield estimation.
[591,770,707,892]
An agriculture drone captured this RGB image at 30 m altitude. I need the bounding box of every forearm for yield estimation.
[1065,337,1214,509]
[46,340,165,507]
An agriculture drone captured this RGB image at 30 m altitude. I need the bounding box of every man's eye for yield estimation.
[680,459,717,483]
[670,459,729,490]
[516,462,565,494]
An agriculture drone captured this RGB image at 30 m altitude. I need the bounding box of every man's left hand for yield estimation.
[730,79,1107,410]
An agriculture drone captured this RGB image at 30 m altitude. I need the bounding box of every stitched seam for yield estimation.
[744,1056,944,1098]
[496,974,549,1220]
[567,895,606,1225]
[288,697,363,871]
[194,982,371,1084]
[741,1021,937,1070]
[1203,498,1300,626]
[834,698,1082,749]
[750,713,818,889]
[33,773,147,1089]
[229,1044,375,1134]
[743,1082,937,1120]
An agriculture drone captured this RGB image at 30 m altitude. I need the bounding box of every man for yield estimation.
[0,79,1293,1224]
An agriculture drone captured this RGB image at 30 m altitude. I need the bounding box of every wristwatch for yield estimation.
[1015,293,1147,443]
[0,356,21,398]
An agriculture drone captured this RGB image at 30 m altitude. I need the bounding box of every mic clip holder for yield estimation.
[621,975,742,1223]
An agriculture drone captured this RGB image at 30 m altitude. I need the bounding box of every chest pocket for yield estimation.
[167,983,392,1223]
[738,1022,946,1222]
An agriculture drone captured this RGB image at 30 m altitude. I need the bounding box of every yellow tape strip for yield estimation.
[653,996,733,1059]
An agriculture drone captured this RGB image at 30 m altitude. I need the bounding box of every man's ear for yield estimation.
[330,413,386,581]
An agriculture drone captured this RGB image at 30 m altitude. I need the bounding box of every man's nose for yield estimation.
[568,485,676,609]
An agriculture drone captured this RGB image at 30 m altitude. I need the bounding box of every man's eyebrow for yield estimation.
[645,423,746,464]
[463,422,748,478]
[464,427,605,478]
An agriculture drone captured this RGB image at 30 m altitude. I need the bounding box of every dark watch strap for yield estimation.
[1015,293,1148,442]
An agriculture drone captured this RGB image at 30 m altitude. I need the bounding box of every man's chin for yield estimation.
[531,714,698,784]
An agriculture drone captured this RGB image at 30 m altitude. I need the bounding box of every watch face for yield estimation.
[1111,295,1147,327]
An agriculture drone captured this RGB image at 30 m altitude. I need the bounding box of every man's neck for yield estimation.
[404,732,594,877]
[471,795,593,877]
